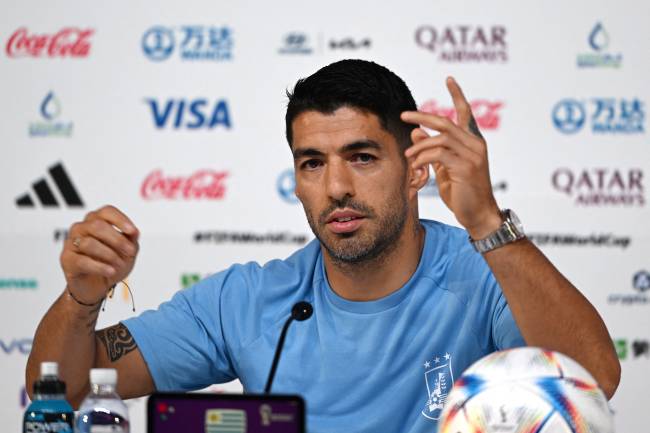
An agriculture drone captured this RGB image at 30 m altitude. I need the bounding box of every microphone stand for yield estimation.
[264,301,313,393]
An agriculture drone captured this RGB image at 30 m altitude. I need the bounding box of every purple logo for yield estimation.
[552,168,645,206]
[415,25,507,63]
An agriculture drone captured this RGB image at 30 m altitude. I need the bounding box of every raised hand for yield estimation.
[401,77,502,240]
[60,205,139,305]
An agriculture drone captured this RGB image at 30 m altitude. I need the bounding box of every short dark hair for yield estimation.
[285,59,418,150]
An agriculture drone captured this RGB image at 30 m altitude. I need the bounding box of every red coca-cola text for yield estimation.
[141,170,228,200]
[6,27,94,58]
[419,99,503,130]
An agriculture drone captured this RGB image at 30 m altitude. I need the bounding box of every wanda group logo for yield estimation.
[141,169,228,200]
[5,27,94,58]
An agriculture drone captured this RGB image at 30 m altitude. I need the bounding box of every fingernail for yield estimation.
[106,266,116,276]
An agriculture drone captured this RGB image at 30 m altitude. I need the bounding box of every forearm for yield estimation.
[483,239,621,399]
[26,288,100,404]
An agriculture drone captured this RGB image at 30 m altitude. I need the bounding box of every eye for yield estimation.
[352,153,376,164]
[301,159,322,170]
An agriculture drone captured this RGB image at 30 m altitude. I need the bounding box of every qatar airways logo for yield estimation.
[141,169,228,200]
[415,25,507,63]
[5,27,93,58]
[552,168,645,206]
[419,99,503,130]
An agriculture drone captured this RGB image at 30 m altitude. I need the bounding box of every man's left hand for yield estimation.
[401,77,502,240]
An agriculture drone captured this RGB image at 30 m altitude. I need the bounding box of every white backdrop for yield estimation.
[1,1,649,432]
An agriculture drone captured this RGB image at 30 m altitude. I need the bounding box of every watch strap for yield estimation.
[471,209,525,254]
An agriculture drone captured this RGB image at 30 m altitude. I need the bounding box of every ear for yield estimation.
[407,160,429,200]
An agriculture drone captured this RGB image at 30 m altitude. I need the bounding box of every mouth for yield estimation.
[325,210,366,234]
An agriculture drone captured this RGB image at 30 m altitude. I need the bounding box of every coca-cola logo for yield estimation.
[552,168,645,206]
[141,169,228,200]
[419,99,503,130]
[6,27,94,58]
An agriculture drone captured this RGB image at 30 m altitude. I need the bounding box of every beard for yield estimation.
[302,188,409,266]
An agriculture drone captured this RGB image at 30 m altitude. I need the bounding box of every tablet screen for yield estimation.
[148,393,305,433]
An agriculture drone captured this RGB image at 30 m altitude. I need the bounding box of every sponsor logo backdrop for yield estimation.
[1,1,648,432]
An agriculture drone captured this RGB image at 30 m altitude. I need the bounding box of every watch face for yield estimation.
[507,209,524,233]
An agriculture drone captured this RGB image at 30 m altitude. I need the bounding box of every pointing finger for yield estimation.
[446,77,484,140]
[446,77,471,128]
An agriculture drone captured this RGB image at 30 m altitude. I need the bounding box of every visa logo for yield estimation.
[145,99,231,129]
[0,338,32,355]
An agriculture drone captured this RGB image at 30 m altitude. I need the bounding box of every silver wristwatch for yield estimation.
[471,209,526,254]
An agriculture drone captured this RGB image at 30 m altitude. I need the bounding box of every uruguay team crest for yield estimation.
[421,352,454,420]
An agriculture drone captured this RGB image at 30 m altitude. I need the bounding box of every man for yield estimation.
[26,60,620,433]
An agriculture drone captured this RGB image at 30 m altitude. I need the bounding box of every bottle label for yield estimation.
[24,421,73,433]
[90,427,126,433]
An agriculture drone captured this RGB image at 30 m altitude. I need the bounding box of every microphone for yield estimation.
[264,301,313,393]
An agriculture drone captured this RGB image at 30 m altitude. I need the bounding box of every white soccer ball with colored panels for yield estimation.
[438,347,614,433]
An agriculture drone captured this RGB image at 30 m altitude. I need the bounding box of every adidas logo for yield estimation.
[16,162,84,208]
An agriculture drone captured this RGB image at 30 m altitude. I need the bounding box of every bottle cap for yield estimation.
[90,368,118,386]
[40,362,58,377]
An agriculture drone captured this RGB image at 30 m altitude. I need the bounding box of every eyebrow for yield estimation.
[292,140,382,160]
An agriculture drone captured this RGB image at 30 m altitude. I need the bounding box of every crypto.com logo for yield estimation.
[608,270,650,306]
[633,270,650,293]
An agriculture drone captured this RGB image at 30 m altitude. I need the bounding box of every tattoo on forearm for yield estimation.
[84,304,103,336]
[468,115,484,140]
[96,323,137,362]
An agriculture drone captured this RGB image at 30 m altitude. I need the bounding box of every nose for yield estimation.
[324,159,354,202]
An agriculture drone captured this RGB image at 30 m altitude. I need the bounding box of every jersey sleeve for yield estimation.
[473,260,526,350]
[490,278,527,350]
[121,270,238,391]
[444,228,526,352]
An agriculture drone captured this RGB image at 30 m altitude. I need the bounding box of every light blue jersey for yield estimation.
[123,219,525,433]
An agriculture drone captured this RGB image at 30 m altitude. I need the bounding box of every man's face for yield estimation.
[291,106,411,264]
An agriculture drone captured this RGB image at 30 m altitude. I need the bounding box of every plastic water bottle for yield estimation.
[23,361,74,433]
[76,368,130,433]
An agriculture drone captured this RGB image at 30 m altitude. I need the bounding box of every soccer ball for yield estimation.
[438,347,614,433]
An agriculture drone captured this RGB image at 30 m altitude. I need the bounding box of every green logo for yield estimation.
[614,339,628,360]
[0,279,38,290]
[181,273,201,289]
